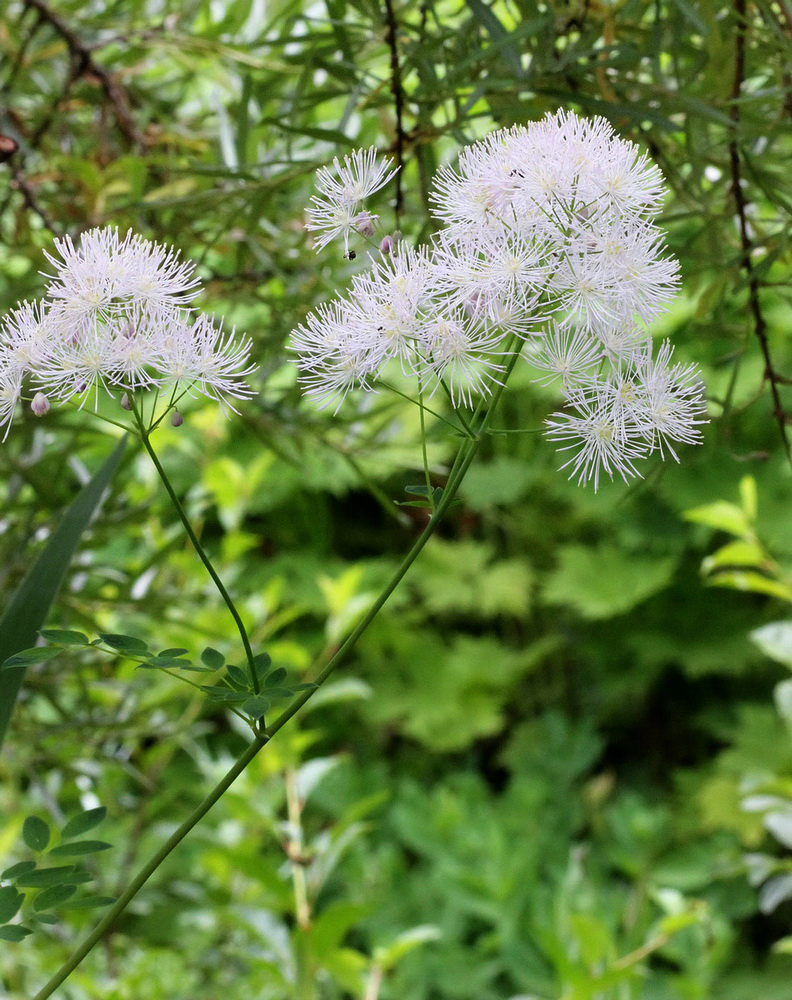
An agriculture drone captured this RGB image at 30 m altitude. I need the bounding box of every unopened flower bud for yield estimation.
[120,392,132,411]
[31,392,50,417]
[379,235,394,255]
[170,409,184,427]
[354,211,375,238]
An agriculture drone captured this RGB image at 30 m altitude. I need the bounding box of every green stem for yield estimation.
[417,381,434,511]
[34,351,523,997]
[32,736,266,1000]
[133,410,260,694]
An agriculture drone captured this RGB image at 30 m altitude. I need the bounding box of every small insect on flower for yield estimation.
[290,111,708,486]
[306,148,398,254]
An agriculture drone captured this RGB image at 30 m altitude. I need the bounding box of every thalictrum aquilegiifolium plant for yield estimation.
[0,110,707,996]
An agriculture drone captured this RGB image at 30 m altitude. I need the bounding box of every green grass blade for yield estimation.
[0,435,128,751]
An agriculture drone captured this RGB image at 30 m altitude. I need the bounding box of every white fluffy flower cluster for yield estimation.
[291,110,707,488]
[0,228,256,439]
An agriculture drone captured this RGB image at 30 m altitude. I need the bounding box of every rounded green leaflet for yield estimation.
[0,925,32,942]
[32,884,77,912]
[23,816,51,852]
[48,841,112,858]
[61,807,107,840]
[38,629,89,646]
[0,887,24,923]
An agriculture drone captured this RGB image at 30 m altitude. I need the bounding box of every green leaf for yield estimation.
[683,500,751,536]
[373,925,442,971]
[1,861,35,881]
[32,884,76,912]
[3,646,62,668]
[0,436,128,749]
[98,633,149,655]
[544,544,676,620]
[48,840,112,857]
[702,539,766,574]
[264,667,287,688]
[253,652,271,677]
[61,807,106,839]
[265,687,294,700]
[201,647,225,670]
[0,887,24,923]
[38,629,90,646]
[200,686,249,703]
[242,695,271,717]
[157,647,189,658]
[707,570,792,602]
[65,895,115,910]
[22,816,51,852]
[14,867,76,888]
[225,664,251,690]
[0,924,33,941]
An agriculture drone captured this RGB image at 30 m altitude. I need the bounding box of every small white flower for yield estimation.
[154,311,257,412]
[44,228,201,321]
[630,340,708,458]
[417,307,506,407]
[306,148,397,253]
[530,328,603,387]
[290,299,381,411]
[0,300,59,374]
[0,364,23,440]
[546,392,647,490]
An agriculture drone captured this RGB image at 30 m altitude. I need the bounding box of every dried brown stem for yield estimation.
[10,165,59,233]
[727,0,791,461]
[22,0,141,148]
[382,0,405,220]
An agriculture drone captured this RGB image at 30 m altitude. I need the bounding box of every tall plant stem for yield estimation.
[34,360,521,998]
[133,412,259,694]
[31,737,266,1000]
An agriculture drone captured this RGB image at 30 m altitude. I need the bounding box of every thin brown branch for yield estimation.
[22,0,141,148]
[727,0,791,462]
[10,165,59,234]
[382,0,405,221]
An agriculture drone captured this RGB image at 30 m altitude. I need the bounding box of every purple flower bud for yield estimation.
[120,393,132,411]
[170,409,184,427]
[355,211,375,238]
[379,235,394,255]
[31,392,50,417]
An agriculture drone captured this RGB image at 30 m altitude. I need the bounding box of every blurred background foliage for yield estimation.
[1,0,792,996]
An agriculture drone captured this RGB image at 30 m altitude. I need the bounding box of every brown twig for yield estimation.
[10,165,59,234]
[727,0,791,461]
[382,0,405,221]
[22,0,141,148]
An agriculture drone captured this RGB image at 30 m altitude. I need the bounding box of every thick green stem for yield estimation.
[135,415,259,695]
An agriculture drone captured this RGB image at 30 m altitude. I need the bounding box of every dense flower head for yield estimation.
[291,110,707,488]
[0,228,256,437]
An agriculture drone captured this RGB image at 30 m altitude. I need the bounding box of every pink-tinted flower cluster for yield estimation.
[291,111,707,488]
[0,228,256,438]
